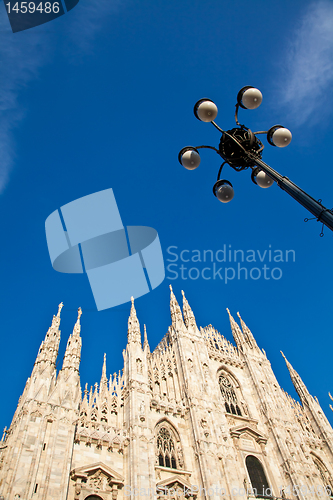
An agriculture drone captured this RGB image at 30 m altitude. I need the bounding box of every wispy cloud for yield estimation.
[65,0,123,53]
[0,12,50,193]
[274,1,333,126]
[0,0,123,194]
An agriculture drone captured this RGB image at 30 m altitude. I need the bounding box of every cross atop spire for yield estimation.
[128,297,141,344]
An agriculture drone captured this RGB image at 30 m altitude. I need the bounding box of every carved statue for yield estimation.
[177,443,184,468]
[89,470,103,489]
[137,358,143,374]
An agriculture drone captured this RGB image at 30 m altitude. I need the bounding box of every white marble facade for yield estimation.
[1,287,333,500]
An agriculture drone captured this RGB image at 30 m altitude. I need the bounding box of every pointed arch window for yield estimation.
[314,459,333,498]
[219,374,242,416]
[157,427,178,469]
[246,455,271,498]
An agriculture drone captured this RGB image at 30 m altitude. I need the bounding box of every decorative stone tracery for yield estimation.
[156,422,183,470]
[219,374,243,416]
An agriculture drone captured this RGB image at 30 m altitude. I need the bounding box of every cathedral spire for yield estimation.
[237,312,259,349]
[181,290,197,330]
[143,324,150,352]
[100,353,108,393]
[169,285,185,329]
[127,297,141,344]
[281,351,310,403]
[226,308,244,348]
[61,308,82,373]
[80,383,89,415]
[329,392,333,412]
[33,303,63,372]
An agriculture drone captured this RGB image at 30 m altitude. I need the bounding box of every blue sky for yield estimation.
[1,0,333,434]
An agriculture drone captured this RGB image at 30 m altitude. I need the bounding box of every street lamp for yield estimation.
[178,86,333,234]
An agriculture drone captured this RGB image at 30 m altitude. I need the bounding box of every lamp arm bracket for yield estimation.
[210,121,224,133]
[196,145,220,154]
[217,162,227,180]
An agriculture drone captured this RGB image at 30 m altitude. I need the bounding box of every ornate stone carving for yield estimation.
[88,470,105,490]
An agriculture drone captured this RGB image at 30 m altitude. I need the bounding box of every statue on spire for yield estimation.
[237,311,258,349]
[100,353,108,393]
[34,303,62,370]
[127,297,141,344]
[169,285,184,329]
[181,290,197,329]
[72,307,82,336]
[102,353,106,375]
[281,351,310,403]
[143,324,150,351]
[226,308,244,349]
[57,302,64,317]
[61,308,82,373]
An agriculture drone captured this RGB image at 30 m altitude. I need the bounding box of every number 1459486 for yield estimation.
[5,2,60,13]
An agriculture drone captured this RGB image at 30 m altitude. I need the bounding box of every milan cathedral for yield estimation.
[0,287,332,500]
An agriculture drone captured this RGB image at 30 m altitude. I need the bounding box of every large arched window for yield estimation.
[157,426,178,469]
[219,374,242,416]
[246,455,271,498]
[85,496,103,500]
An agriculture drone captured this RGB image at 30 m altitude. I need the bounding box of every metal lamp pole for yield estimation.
[178,87,333,235]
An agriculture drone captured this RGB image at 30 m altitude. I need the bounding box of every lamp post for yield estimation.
[178,87,333,234]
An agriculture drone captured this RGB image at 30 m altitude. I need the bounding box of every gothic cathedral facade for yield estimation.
[1,286,333,500]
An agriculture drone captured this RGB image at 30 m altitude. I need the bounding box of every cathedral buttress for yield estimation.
[23,302,63,405]
[171,288,225,499]
[0,305,81,500]
[281,351,333,459]
[123,297,151,499]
